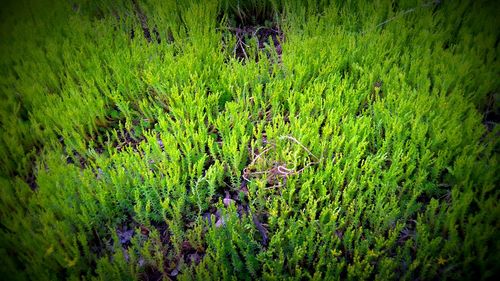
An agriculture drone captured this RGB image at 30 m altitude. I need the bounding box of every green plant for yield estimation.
[0,0,498,280]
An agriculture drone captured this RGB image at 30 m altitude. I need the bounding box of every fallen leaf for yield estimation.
[215,217,225,228]
[117,228,134,244]
[170,269,178,277]
[140,225,150,235]
[223,198,235,207]
[189,252,201,264]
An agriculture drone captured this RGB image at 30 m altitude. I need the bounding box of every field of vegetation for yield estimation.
[0,0,498,280]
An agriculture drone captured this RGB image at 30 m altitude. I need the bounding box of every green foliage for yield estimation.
[0,0,498,280]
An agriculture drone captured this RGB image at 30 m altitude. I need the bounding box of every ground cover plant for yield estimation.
[0,0,499,280]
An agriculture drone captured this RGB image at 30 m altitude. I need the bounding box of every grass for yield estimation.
[0,0,499,280]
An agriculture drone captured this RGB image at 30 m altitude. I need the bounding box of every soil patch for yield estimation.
[229,25,283,62]
[131,0,161,43]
